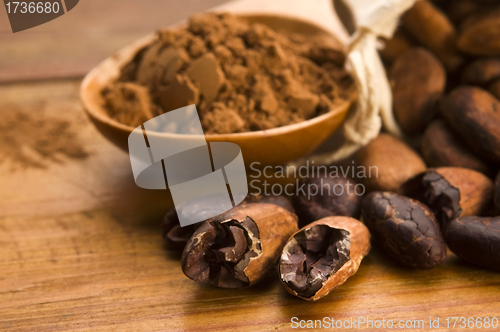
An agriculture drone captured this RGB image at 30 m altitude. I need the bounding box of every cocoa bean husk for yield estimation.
[440,86,500,163]
[181,203,298,288]
[390,47,446,135]
[279,216,370,301]
[402,167,494,230]
[355,133,426,193]
[362,191,447,269]
[402,0,463,71]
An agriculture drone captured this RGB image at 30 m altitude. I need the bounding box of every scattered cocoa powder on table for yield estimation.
[103,13,353,134]
[0,104,89,170]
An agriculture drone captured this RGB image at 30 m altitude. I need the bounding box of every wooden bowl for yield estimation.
[80,14,356,166]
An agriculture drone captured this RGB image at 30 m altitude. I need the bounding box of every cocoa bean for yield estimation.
[457,8,500,56]
[402,167,494,230]
[362,191,447,269]
[461,58,500,86]
[279,216,370,300]
[402,0,463,71]
[390,47,446,135]
[420,120,494,176]
[355,133,426,193]
[495,171,500,213]
[440,86,500,163]
[181,203,298,288]
[293,175,361,227]
[163,194,294,251]
[445,216,500,271]
[488,79,500,100]
[379,29,416,64]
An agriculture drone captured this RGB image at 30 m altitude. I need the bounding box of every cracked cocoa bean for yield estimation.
[445,216,500,271]
[440,86,500,164]
[402,167,493,230]
[293,175,361,228]
[457,8,500,56]
[181,203,298,288]
[163,194,294,250]
[361,191,447,269]
[279,216,370,301]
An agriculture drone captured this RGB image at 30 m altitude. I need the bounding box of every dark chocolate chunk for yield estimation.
[495,171,500,214]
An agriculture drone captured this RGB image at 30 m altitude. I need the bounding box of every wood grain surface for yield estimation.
[0,0,499,331]
[0,80,499,332]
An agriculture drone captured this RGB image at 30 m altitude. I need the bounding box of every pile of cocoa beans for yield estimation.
[160,0,500,301]
[360,0,500,272]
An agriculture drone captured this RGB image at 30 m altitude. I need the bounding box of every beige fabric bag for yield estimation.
[291,0,417,167]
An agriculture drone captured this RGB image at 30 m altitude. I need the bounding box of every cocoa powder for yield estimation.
[104,13,353,134]
[0,104,89,170]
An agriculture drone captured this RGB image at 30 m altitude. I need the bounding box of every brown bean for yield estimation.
[440,86,500,163]
[420,120,494,176]
[355,133,426,193]
[402,0,463,71]
[279,216,370,301]
[390,48,446,135]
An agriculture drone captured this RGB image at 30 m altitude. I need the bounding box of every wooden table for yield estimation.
[0,1,499,331]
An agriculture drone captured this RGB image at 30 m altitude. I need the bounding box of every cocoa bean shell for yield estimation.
[402,0,463,71]
[402,167,494,230]
[444,216,500,271]
[361,191,447,269]
[355,133,426,193]
[440,86,500,163]
[420,120,494,176]
[461,58,500,86]
[293,175,361,227]
[279,216,370,301]
[494,171,500,213]
[390,47,446,135]
[379,29,416,64]
[163,194,294,250]
[444,0,481,25]
[181,203,298,288]
[457,9,500,56]
[488,79,500,100]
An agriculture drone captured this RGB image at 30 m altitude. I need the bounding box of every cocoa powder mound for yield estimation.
[104,13,353,134]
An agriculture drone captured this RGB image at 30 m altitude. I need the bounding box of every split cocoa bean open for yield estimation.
[402,167,493,231]
[181,203,298,288]
[279,216,370,301]
[163,194,294,250]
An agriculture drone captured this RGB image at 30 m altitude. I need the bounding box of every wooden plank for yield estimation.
[0,209,499,331]
[0,0,230,83]
[0,80,171,217]
[0,0,348,83]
